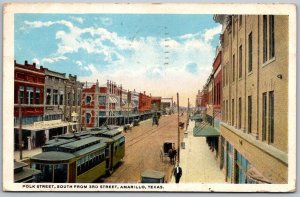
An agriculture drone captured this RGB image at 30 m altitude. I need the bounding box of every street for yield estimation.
[103,113,186,183]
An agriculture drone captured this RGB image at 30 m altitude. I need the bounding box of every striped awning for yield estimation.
[109,97,118,103]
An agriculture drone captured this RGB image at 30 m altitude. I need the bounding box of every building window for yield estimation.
[238,97,242,129]
[59,90,64,105]
[98,96,106,105]
[46,89,51,105]
[26,87,34,105]
[227,142,233,181]
[269,15,275,59]
[73,90,76,106]
[248,32,253,72]
[19,86,25,104]
[222,66,225,87]
[86,113,91,124]
[239,15,242,26]
[67,92,71,106]
[35,88,40,104]
[232,18,235,38]
[226,100,228,122]
[268,91,274,143]
[222,100,225,120]
[77,92,81,106]
[262,92,267,141]
[263,15,268,63]
[235,151,249,184]
[239,45,243,78]
[248,96,252,133]
[232,99,234,126]
[86,96,91,105]
[232,54,235,82]
[53,90,58,105]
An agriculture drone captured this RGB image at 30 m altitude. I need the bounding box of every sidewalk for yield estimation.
[171,120,226,183]
[14,148,42,162]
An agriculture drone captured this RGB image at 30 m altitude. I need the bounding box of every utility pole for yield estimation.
[186,98,190,129]
[177,93,180,163]
[18,89,23,160]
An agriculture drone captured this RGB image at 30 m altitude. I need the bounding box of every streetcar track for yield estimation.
[125,116,177,149]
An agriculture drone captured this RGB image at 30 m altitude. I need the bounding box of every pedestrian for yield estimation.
[173,162,182,183]
[168,148,174,164]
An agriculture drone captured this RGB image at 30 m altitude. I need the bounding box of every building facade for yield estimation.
[138,91,152,113]
[64,74,83,131]
[14,60,45,149]
[151,96,161,111]
[214,15,288,183]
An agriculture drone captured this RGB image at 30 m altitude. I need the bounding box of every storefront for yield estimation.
[14,119,77,150]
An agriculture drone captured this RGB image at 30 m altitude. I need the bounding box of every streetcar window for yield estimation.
[54,164,68,183]
[35,163,53,182]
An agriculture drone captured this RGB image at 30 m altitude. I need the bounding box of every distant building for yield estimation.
[161,97,173,114]
[138,91,152,113]
[151,96,161,111]
[214,14,288,183]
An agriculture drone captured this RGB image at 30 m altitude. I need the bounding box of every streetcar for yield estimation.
[30,128,125,183]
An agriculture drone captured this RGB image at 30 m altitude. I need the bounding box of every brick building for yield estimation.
[151,96,161,111]
[81,80,122,128]
[14,60,45,149]
[138,91,152,113]
[213,48,222,127]
[214,15,288,183]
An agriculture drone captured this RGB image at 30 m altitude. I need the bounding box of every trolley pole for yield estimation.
[177,93,180,163]
[18,89,23,160]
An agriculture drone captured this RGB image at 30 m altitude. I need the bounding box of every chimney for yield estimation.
[33,62,36,67]
[25,60,28,65]
[14,60,16,66]
[144,91,145,95]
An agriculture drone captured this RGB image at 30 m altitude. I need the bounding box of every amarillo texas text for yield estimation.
[22,184,164,190]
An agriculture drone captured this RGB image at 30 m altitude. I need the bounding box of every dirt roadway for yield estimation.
[104,113,187,183]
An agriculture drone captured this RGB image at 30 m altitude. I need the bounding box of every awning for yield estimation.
[193,125,220,137]
[14,120,77,131]
[246,166,271,184]
[109,97,118,103]
[191,114,202,121]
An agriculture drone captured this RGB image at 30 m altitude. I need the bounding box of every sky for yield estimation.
[15,14,222,107]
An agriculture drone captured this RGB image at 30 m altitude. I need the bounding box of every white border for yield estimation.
[2,3,297,192]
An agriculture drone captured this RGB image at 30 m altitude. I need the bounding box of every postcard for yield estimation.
[2,3,296,192]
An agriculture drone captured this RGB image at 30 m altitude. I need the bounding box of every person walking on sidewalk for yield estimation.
[173,162,182,183]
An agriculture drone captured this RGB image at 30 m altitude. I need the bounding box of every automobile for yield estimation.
[140,170,165,183]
